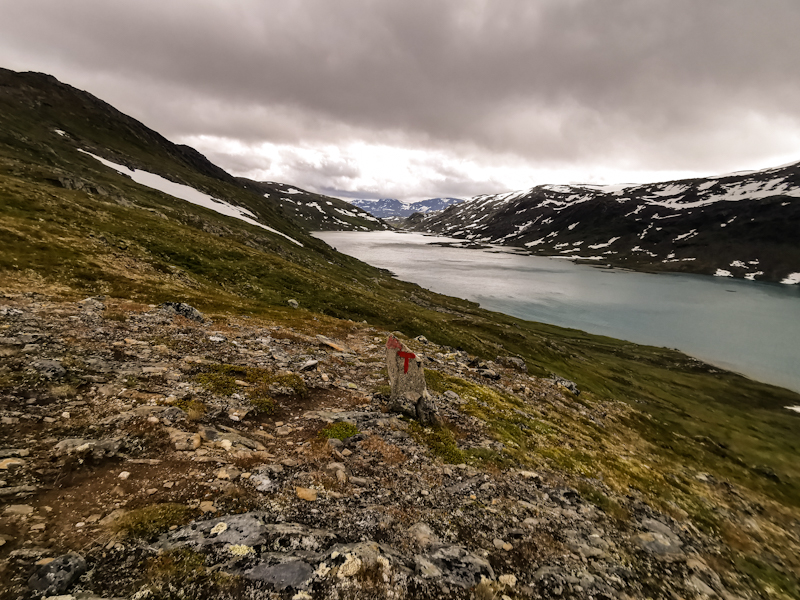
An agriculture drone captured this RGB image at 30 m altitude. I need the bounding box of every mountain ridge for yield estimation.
[348,197,463,218]
[411,162,800,283]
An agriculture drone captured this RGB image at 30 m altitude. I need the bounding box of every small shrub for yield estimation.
[361,435,407,464]
[112,503,191,539]
[319,422,360,440]
[145,548,243,598]
[103,310,127,322]
[173,397,207,421]
[193,364,307,401]
[248,390,275,414]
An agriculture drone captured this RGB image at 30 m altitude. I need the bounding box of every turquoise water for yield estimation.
[315,230,800,393]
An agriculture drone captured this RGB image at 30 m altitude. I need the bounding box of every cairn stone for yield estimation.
[385,335,439,425]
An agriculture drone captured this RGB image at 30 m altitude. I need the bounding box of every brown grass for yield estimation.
[360,435,407,465]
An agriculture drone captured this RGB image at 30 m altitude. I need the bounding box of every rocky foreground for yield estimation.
[0,293,756,599]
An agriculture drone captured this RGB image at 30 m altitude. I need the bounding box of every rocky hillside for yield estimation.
[348,197,464,219]
[411,165,800,284]
[237,179,391,232]
[0,68,385,236]
[2,66,800,599]
[2,293,799,600]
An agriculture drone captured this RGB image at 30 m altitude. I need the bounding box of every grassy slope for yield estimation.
[2,69,800,595]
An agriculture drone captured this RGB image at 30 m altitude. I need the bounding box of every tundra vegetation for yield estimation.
[0,69,799,599]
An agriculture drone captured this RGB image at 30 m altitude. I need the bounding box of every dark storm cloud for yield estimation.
[1,0,799,196]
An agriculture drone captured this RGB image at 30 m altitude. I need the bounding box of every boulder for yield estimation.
[52,438,123,459]
[28,552,86,595]
[415,544,495,588]
[32,359,66,380]
[245,560,314,590]
[551,375,580,395]
[497,356,527,372]
[385,335,439,426]
[160,302,204,322]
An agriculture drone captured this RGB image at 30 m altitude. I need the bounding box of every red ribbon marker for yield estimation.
[397,351,416,374]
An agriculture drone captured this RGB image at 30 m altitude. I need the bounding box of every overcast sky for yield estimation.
[2,0,799,202]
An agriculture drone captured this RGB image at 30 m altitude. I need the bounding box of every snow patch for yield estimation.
[588,237,620,250]
[714,269,733,278]
[673,230,697,242]
[524,238,546,247]
[54,129,66,136]
[80,150,303,246]
[780,272,800,285]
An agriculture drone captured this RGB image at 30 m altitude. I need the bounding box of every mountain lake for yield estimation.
[315,230,800,394]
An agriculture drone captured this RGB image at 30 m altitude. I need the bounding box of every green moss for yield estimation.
[193,364,307,406]
[319,421,360,440]
[145,548,242,598]
[733,555,800,598]
[575,482,629,521]
[172,397,207,416]
[409,421,465,464]
[112,503,191,539]
[248,393,275,414]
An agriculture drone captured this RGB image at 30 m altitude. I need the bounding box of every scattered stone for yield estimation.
[296,487,317,501]
[28,552,86,596]
[246,560,314,590]
[551,374,580,395]
[408,522,440,548]
[497,356,528,372]
[288,299,299,309]
[118,471,130,480]
[300,359,318,371]
[416,545,495,589]
[31,359,66,379]
[160,302,204,322]
[0,457,25,470]
[316,335,353,353]
[4,504,34,516]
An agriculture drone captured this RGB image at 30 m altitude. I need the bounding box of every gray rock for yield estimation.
[385,334,439,426]
[162,513,335,553]
[551,375,580,395]
[288,299,299,309]
[633,531,683,555]
[28,552,86,595]
[408,522,440,548]
[417,545,495,588]
[497,356,527,372]
[250,473,277,493]
[162,512,271,549]
[52,438,123,459]
[32,359,66,380]
[160,302,204,322]
[245,560,313,590]
[443,390,461,403]
[299,359,318,371]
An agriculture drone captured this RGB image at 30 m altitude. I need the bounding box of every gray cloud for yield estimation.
[2,0,799,198]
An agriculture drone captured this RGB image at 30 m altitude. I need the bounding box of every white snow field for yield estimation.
[80,150,303,246]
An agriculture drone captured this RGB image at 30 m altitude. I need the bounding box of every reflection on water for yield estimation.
[315,230,800,393]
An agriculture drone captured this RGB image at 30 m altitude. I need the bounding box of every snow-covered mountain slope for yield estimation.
[348,197,463,218]
[412,162,800,283]
[237,179,392,232]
